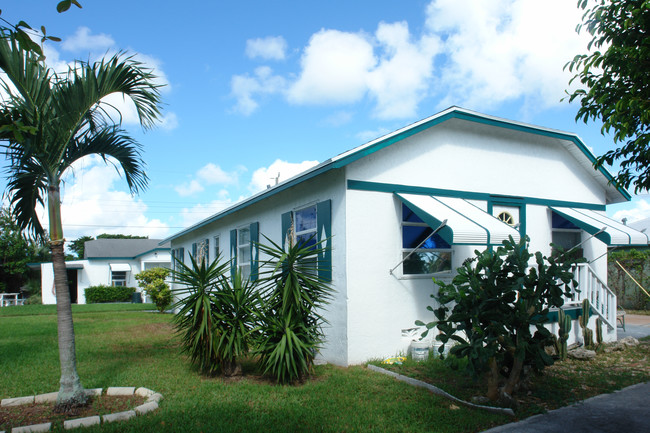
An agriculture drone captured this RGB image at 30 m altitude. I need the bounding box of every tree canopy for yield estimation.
[566,0,650,192]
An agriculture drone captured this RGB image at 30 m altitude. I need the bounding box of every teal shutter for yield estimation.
[317,200,332,281]
[250,222,259,281]
[205,238,210,264]
[230,229,237,280]
[191,242,197,260]
[179,247,184,264]
[281,211,292,249]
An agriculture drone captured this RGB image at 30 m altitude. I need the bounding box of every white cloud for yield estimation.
[232,0,593,118]
[231,66,287,115]
[246,36,288,60]
[323,111,354,127]
[175,163,241,196]
[426,0,590,109]
[159,112,179,131]
[61,26,115,52]
[611,199,650,225]
[356,127,391,143]
[249,159,319,193]
[288,30,375,105]
[37,155,171,240]
[180,196,233,227]
[367,22,440,119]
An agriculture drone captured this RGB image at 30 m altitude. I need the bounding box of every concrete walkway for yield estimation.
[483,314,650,433]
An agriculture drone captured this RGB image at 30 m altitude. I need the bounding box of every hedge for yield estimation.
[84,285,136,304]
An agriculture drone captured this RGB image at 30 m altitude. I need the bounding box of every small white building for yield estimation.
[164,107,648,366]
[41,239,171,304]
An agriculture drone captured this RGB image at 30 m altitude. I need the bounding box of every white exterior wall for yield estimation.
[41,250,170,305]
[168,116,624,365]
[170,170,350,366]
[342,119,617,362]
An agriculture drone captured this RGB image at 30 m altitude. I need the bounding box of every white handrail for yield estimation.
[563,264,616,330]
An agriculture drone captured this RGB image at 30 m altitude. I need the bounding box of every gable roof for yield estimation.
[84,239,170,259]
[163,106,630,244]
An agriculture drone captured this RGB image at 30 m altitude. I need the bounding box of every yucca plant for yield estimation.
[212,269,261,376]
[171,254,229,375]
[255,236,333,384]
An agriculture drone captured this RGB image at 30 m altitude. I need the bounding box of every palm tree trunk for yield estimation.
[49,184,86,409]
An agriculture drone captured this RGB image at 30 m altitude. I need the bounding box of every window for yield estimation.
[230,223,259,282]
[295,205,317,249]
[191,239,210,264]
[214,235,220,261]
[281,200,332,281]
[551,212,582,258]
[401,203,452,275]
[171,248,184,272]
[238,227,251,280]
[111,271,127,287]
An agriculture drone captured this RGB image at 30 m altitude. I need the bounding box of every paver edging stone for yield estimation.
[1,387,162,432]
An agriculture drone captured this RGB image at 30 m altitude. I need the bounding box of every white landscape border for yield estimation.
[0,386,163,432]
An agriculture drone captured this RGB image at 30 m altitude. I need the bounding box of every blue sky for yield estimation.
[2,0,648,242]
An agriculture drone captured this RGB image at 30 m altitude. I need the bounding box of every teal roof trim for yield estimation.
[162,107,624,244]
[348,180,607,211]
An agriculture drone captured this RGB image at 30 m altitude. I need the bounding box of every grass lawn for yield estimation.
[1,305,649,432]
[0,304,509,433]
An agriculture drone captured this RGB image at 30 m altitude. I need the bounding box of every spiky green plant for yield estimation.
[171,254,229,375]
[255,236,333,384]
[212,269,261,376]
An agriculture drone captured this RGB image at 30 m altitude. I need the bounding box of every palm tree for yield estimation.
[0,33,161,408]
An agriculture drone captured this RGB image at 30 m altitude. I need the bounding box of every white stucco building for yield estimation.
[164,107,648,366]
[41,239,171,304]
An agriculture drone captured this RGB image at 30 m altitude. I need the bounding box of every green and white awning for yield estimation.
[550,207,649,246]
[396,193,520,246]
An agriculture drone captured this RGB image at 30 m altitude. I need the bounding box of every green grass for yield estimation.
[0,303,153,317]
[0,305,508,433]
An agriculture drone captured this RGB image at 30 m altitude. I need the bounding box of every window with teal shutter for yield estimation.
[230,229,237,280]
[281,200,332,281]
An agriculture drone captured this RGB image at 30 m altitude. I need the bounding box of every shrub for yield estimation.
[135,267,172,313]
[84,285,135,303]
[255,237,333,384]
[171,254,230,375]
[416,236,580,403]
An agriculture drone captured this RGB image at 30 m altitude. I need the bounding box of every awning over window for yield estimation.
[109,263,131,272]
[550,207,649,246]
[396,193,521,246]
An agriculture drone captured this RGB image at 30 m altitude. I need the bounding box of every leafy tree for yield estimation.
[0,34,161,408]
[68,235,93,259]
[0,206,49,292]
[416,237,579,403]
[566,0,650,192]
[96,233,148,239]
[135,267,172,313]
[0,1,82,59]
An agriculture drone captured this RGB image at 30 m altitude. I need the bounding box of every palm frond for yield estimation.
[62,126,148,194]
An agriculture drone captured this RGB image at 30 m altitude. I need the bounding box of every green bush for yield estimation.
[84,285,135,303]
[135,267,172,313]
[417,236,580,403]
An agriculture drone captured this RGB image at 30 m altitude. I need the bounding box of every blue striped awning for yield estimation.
[550,207,649,246]
[396,193,520,246]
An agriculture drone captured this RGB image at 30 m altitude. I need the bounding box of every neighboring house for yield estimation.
[163,107,648,366]
[41,239,171,305]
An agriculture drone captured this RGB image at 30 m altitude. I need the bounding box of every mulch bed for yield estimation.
[0,394,145,431]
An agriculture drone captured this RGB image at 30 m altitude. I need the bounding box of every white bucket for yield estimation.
[410,340,430,361]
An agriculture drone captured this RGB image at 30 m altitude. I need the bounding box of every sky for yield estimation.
[1,0,649,244]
